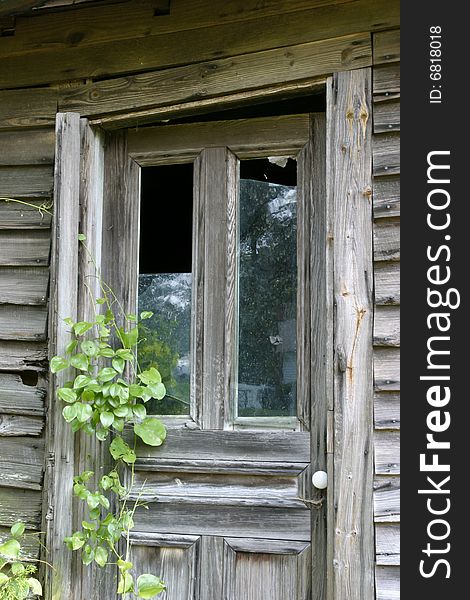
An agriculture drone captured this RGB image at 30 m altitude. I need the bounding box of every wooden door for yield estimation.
[104,113,328,599]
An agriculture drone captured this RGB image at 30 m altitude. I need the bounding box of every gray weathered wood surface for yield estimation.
[0,373,46,415]
[374,392,400,430]
[0,230,51,266]
[0,200,52,228]
[374,476,400,522]
[374,262,399,305]
[373,176,400,219]
[0,304,47,340]
[375,524,399,565]
[375,566,400,600]
[0,267,49,305]
[0,436,44,489]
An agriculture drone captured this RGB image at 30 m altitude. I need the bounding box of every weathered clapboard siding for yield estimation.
[0,229,51,266]
[373,31,400,599]
[0,267,49,305]
[0,373,46,416]
[0,526,40,559]
[0,87,57,130]
[0,201,52,229]
[0,436,44,490]
[0,128,55,165]
[0,341,48,371]
[0,414,44,436]
[0,165,53,197]
[0,304,48,340]
[0,487,42,528]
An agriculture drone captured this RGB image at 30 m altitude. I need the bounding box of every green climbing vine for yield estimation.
[0,523,43,599]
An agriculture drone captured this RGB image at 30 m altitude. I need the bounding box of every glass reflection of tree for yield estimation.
[238,179,297,417]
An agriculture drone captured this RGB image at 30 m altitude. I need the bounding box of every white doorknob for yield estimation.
[312,471,328,490]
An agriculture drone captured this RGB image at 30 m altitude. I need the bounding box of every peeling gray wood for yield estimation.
[374,348,400,391]
[374,392,400,429]
[0,340,47,371]
[328,69,375,600]
[374,262,400,305]
[373,30,400,65]
[374,218,400,262]
[0,200,52,229]
[373,64,400,96]
[0,229,51,266]
[374,430,400,475]
[373,176,400,219]
[0,414,43,436]
[0,487,42,528]
[374,476,400,522]
[42,112,80,600]
[375,565,400,600]
[374,306,400,347]
[0,128,55,166]
[0,267,49,305]
[373,133,399,176]
[373,100,400,133]
[0,165,53,197]
[375,524,400,565]
[0,373,46,416]
[198,536,223,600]
[134,458,308,477]
[0,304,47,341]
[0,436,44,490]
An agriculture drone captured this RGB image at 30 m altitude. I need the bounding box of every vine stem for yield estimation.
[0,196,53,216]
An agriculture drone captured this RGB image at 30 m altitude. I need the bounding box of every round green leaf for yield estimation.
[11,562,25,575]
[140,311,153,320]
[0,539,20,558]
[132,404,146,421]
[137,574,165,598]
[118,572,134,594]
[65,340,78,354]
[134,418,167,447]
[94,546,108,568]
[81,340,98,357]
[10,521,25,538]
[0,572,9,585]
[70,353,89,371]
[28,577,43,596]
[73,375,92,389]
[149,382,166,400]
[109,436,136,464]
[113,405,129,418]
[100,411,114,428]
[50,356,69,374]
[82,544,95,566]
[75,403,93,423]
[138,367,162,386]
[97,367,118,382]
[57,387,78,403]
[62,404,77,423]
[73,321,93,336]
[78,233,87,241]
[112,357,125,373]
[117,559,133,572]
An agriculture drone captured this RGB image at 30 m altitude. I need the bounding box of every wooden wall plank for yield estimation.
[328,69,374,600]
[60,33,371,118]
[0,340,47,371]
[0,436,44,490]
[374,262,399,306]
[0,230,50,266]
[374,348,399,391]
[375,524,400,565]
[0,128,55,165]
[0,200,52,229]
[0,87,57,130]
[373,133,399,176]
[373,100,399,133]
[373,176,400,219]
[0,487,42,528]
[0,165,53,197]
[0,373,46,416]
[0,525,40,558]
[375,565,400,600]
[374,392,400,429]
[0,267,49,305]
[373,30,400,65]
[375,430,400,475]
[0,304,47,341]
[373,64,400,96]
[374,306,399,347]
[0,414,44,436]
[374,476,399,522]
[374,218,400,262]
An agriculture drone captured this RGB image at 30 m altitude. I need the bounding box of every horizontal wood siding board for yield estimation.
[128,114,309,164]
[374,392,400,429]
[0,166,53,197]
[0,340,48,371]
[373,218,400,262]
[0,230,51,266]
[373,64,400,95]
[373,29,400,65]
[375,566,400,600]
[0,436,44,489]
[1,0,398,89]
[374,476,400,522]
[0,267,49,305]
[0,128,55,165]
[374,305,399,347]
[374,262,399,305]
[375,523,400,565]
[0,304,48,341]
[373,175,400,219]
[0,87,58,130]
[0,373,46,416]
[0,525,40,558]
[373,132,399,176]
[373,99,399,133]
[59,33,371,118]
[0,487,42,528]
[374,347,399,391]
[0,414,44,436]
[374,430,400,475]
[0,200,52,229]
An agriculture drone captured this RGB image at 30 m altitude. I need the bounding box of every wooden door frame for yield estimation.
[45,67,374,600]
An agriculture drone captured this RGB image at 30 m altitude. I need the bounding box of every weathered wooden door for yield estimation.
[99,113,328,599]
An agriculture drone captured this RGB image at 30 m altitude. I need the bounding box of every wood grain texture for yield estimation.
[0,304,47,340]
[374,306,400,347]
[128,115,309,165]
[374,262,400,305]
[374,218,400,262]
[0,373,46,416]
[373,133,399,176]
[374,430,400,475]
[0,525,40,558]
[198,536,223,600]
[374,348,400,391]
[373,64,400,96]
[0,230,51,266]
[0,200,52,229]
[0,487,42,528]
[0,436,44,489]
[375,566,400,600]
[0,267,49,305]
[328,69,375,600]
[0,87,57,130]
[0,128,55,166]
[373,99,400,133]
[42,112,80,600]
[0,414,43,436]
[59,33,371,118]
[373,176,400,219]
[373,30,400,65]
[0,340,48,371]
[374,392,400,429]
[375,524,400,565]
[374,476,399,522]
[0,165,53,197]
